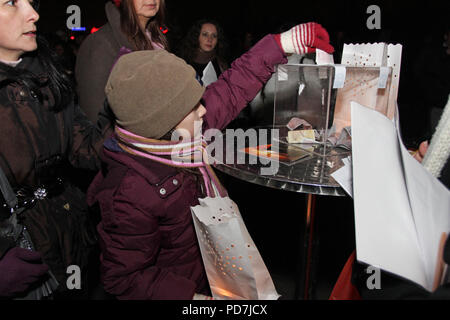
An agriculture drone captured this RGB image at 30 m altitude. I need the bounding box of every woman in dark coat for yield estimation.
[0,0,113,299]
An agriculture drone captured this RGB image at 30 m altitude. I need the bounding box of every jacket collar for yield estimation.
[105,2,134,50]
[102,139,179,186]
[0,54,44,84]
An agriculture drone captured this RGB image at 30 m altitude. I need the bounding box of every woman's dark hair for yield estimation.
[0,35,74,112]
[178,19,229,64]
[119,0,169,51]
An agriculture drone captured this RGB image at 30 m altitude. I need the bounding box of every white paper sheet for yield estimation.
[351,101,450,291]
[315,48,334,65]
[201,61,218,87]
[400,139,450,288]
[331,156,353,198]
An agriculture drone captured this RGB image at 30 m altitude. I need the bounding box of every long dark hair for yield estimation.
[119,0,169,51]
[0,35,74,112]
[178,19,229,65]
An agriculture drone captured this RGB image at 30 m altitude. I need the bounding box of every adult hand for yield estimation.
[413,141,429,163]
[0,247,49,297]
[275,22,335,55]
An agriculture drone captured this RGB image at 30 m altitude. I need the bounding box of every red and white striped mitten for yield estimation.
[274,22,334,54]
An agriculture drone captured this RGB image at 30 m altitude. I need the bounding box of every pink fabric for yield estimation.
[114,125,223,198]
[146,30,164,50]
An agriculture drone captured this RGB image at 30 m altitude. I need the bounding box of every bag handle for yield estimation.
[210,181,221,198]
[0,166,18,210]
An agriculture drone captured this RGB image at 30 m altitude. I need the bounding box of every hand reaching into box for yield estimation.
[274,22,334,55]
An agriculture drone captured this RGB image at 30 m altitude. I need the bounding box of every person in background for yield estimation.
[0,0,113,299]
[177,19,229,83]
[413,140,449,187]
[75,0,168,122]
[411,26,450,140]
[52,40,76,80]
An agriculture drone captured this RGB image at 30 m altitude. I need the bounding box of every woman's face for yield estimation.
[133,0,160,28]
[0,0,39,61]
[175,103,207,141]
[198,23,218,53]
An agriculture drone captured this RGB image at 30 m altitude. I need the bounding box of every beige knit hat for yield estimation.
[105,50,205,139]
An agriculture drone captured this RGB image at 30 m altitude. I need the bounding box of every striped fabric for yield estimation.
[114,125,227,198]
[423,94,450,178]
[280,22,315,54]
[276,22,334,55]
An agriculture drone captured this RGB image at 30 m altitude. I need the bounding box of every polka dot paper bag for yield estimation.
[333,43,402,134]
[191,190,280,300]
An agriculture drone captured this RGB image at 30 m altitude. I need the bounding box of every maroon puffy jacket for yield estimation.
[87,35,286,300]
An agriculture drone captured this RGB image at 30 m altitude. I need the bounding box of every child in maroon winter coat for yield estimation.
[87,23,334,300]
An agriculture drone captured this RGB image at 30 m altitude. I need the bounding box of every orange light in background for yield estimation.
[90,27,100,34]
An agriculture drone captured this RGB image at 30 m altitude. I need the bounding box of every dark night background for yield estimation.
[35,0,449,300]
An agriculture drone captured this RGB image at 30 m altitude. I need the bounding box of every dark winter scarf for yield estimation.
[192,49,216,65]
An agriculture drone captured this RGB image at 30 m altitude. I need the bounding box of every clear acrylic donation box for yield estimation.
[273,63,393,155]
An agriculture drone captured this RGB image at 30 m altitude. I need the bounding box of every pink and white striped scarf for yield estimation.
[114,125,227,198]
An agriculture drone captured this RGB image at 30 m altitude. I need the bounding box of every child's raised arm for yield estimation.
[202,22,334,131]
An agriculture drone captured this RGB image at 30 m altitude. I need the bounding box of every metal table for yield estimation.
[211,128,349,299]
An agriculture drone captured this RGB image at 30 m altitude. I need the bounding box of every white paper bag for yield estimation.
[333,43,402,134]
[191,188,280,300]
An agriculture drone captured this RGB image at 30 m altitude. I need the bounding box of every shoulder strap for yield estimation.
[0,166,18,209]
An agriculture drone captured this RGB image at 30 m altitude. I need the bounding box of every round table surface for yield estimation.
[211,128,350,197]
